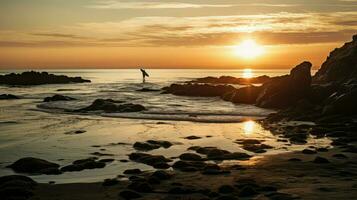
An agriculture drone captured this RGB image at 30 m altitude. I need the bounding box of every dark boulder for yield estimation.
[0,71,90,85]
[179,153,203,161]
[222,86,263,104]
[0,175,37,200]
[77,99,145,113]
[0,94,19,100]
[60,158,106,172]
[256,61,312,108]
[43,94,76,102]
[7,157,60,174]
[133,140,172,151]
[128,153,171,168]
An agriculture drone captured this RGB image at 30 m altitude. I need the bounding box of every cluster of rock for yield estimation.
[163,61,312,108]
[0,71,90,85]
[190,75,271,85]
[6,157,113,175]
[0,94,19,100]
[43,94,76,102]
[77,99,146,113]
[163,35,357,119]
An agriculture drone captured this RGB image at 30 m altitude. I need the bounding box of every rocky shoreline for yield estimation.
[1,35,357,200]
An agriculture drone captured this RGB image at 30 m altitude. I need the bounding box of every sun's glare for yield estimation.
[242,68,253,78]
[243,120,255,135]
[234,39,265,59]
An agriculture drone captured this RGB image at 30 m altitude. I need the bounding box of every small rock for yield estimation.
[313,156,330,164]
[302,149,317,154]
[7,157,60,174]
[151,170,173,180]
[185,136,202,140]
[179,153,202,161]
[124,169,142,175]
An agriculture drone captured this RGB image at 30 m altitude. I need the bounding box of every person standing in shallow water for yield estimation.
[140,69,149,83]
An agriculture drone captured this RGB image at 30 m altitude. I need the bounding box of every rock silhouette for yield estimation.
[0,71,90,85]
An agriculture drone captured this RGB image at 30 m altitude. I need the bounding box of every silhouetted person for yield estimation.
[140,69,149,83]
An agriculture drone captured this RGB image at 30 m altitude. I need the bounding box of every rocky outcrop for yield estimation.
[43,94,76,102]
[0,71,91,85]
[162,83,235,97]
[314,35,357,84]
[77,99,146,113]
[7,157,60,175]
[0,94,19,100]
[256,61,312,108]
[222,86,263,104]
[190,75,271,85]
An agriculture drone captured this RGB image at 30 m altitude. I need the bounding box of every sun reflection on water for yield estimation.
[243,120,255,135]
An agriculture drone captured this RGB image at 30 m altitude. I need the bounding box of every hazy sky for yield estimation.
[0,0,356,69]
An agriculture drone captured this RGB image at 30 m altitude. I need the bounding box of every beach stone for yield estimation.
[172,160,206,171]
[61,158,106,172]
[151,170,173,180]
[185,136,202,140]
[288,158,302,162]
[133,140,173,151]
[0,94,19,100]
[78,99,145,113]
[133,142,160,151]
[119,190,142,199]
[146,140,173,148]
[179,153,203,161]
[7,157,60,174]
[191,146,251,160]
[128,153,171,167]
[43,94,76,102]
[218,185,235,194]
[241,144,273,153]
[316,147,329,152]
[302,149,317,154]
[152,162,171,169]
[313,156,330,164]
[124,169,142,175]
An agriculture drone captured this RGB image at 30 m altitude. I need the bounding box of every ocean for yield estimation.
[0,69,328,183]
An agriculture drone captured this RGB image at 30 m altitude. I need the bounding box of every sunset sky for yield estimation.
[0,0,356,69]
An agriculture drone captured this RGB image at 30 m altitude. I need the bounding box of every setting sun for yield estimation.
[234,39,265,59]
